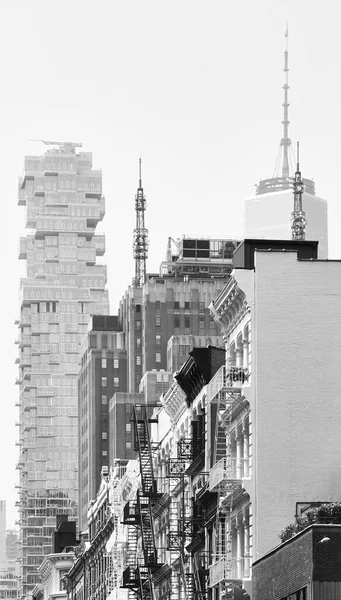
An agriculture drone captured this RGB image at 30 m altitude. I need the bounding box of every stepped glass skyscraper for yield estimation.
[16,142,109,599]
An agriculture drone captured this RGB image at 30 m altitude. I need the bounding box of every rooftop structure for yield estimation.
[16,142,109,598]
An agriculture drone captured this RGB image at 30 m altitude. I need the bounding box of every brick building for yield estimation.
[253,524,341,600]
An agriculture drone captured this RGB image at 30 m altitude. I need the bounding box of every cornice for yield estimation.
[210,276,250,338]
[161,381,187,425]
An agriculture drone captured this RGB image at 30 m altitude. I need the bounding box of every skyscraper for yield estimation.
[16,141,109,598]
[244,26,328,257]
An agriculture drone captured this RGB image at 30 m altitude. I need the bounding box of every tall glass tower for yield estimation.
[15,142,109,598]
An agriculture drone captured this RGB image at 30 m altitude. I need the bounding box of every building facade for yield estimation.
[78,316,126,533]
[207,238,341,595]
[119,236,238,393]
[16,142,109,598]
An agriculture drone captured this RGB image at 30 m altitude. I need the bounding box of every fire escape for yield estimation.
[207,365,250,599]
[122,405,163,600]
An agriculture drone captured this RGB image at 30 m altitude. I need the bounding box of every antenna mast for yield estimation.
[281,22,291,179]
[291,142,306,240]
[133,158,148,287]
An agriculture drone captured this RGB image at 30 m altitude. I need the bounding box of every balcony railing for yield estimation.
[207,365,250,404]
[209,557,249,587]
[209,457,250,491]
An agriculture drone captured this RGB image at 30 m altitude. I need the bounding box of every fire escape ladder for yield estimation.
[133,406,157,496]
[136,558,155,600]
[137,490,158,566]
[193,553,206,599]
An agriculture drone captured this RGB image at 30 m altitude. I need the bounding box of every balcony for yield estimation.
[209,557,249,587]
[209,457,250,491]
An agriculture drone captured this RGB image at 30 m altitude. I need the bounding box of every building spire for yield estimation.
[133,158,148,287]
[256,25,315,196]
[291,141,306,240]
[281,21,291,179]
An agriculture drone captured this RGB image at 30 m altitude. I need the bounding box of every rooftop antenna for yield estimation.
[281,22,291,179]
[291,141,306,240]
[271,23,294,181]
[133,158,148,287]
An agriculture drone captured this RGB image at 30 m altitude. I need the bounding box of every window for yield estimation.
[179,345,184,356]
[185,316,190,329]
[136,320,141,330]
[136,355,141,366]
[114,358,119,369]
[101,358,107,369]
[102,450,108,457]
[156,352,161,363]
[102,432,107,440]
[185,345,190,354]
[126,423,132,433]
[155,316,161,327]
[199,320,205,329]
[210,319,215,328]
[136,304,141,313]
[114,377,119,387]
[156,335,161,346]
[101,396,107,404]
[101,377,107,387]
[174,316,180,328]
[126,442,132,451]
[136,338,141,348]
[174,301,180,310]
[199,302,205,310]
[185,301,190,310]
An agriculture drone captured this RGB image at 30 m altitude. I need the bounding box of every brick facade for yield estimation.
[253,525,341,600]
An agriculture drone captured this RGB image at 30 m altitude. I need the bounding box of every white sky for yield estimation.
[1,0,340,528]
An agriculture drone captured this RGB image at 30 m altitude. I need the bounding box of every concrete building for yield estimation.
[119,235,238,393]
[207,238,341,595]
[78,316,126,533]
[253,524,341,600]
[16,142,109,598]
[244,27,328,258]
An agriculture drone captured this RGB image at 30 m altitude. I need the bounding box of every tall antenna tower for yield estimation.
[291,142,306,240]
[133,158,148,287]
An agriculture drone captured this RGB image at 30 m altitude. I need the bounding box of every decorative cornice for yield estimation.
[210,276,250,338]
[162,381,187,425]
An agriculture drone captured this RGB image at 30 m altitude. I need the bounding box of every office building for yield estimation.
[78,316,126,532]
[119,235,239,393]
[16,141,109,598]
[244,27,328,257]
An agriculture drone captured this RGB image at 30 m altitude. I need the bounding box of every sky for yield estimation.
[0,0,340,528]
